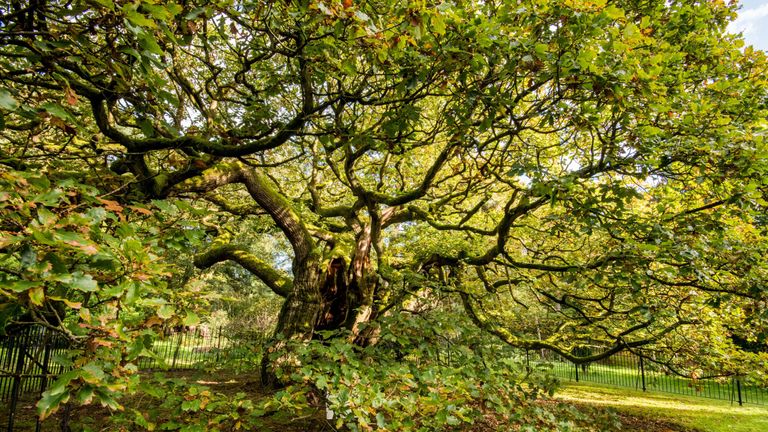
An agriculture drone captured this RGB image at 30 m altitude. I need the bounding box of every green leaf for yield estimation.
[183,311,200,326]
[139,118,155,138]
[158,304,176,319]
[139,32,164,55]
[48,370,80,396]
[81,363,106,384]
[151,199,178,215]
[94,388,123,411]
[0,89,19,111]
[92,0,114,10]
[37,388,71,419]
[75,386,95,404]
[31,230,56,245]
[124,9,156,28]
[376,412,387,428]
[184,7,206,20]
[37,207,57,225]
[604,5,625,20]
[8,280,42,293]
[181,398,202,411]
[20,244,37,268]
[33,188,64,206]
[70,273,99,292]
[41,102,76,123]
[134,410,151,428]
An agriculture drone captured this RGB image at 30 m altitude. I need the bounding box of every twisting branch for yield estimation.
[195,243,292,297]
[459,290,693,364]
[176,161,317,263]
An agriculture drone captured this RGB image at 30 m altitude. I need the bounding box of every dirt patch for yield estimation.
[615,412,697,432]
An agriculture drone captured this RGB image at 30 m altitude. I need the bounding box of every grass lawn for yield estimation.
[537,358,768,405]
[557,382,768,432]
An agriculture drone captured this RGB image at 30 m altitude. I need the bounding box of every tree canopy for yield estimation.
[1,0,768,427]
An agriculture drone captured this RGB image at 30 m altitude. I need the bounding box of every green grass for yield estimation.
[536,358,768,405]
[557,382,768,432]
[138,335,256,370]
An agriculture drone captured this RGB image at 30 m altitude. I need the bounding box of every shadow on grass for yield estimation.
[557,382,768,432]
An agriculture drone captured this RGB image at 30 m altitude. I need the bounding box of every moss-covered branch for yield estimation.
[194,244,293,297]
[176,162,317,262]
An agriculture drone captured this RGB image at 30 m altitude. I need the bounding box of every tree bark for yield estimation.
[260,257,323,387]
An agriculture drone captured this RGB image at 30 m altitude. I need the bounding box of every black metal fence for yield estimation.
[527,348,768,406]
[136,326,260,371]
[1,325,258,431]
[1,326,70,432]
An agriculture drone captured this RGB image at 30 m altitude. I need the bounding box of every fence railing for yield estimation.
[526,348,768,406]
[136,327,260,371]
[1,325,258,431]
[1,326,70,432]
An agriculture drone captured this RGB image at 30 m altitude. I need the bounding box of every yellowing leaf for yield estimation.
[183,311,200,326]
[64,87,78,106]
[157,304,175,319]
[29,285,45,306]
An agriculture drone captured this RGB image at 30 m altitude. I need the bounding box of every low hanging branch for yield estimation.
[194,242,293,297]
[458,290,694,365]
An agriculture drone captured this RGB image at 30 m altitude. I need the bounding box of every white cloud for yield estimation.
[727,1,768,50]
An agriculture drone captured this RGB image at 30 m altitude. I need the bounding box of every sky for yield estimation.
[729,0,768,51]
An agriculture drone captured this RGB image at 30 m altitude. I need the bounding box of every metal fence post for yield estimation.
[35,334,53,432]
[215,326,222,363]
[171,331,183,370]
[7,329,28,432]
[525,350,531,373]
[639,353,647,392]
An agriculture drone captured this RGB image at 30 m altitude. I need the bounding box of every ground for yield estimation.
[557,382,768,432]
[4,371,765,431]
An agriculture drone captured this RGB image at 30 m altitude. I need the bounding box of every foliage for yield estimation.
[102,374,280,432]
[265,310,622,432]
[0,170,207,418]
[1,0,768,427]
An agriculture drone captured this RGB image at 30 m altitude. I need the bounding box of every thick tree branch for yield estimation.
[194,244,292,297]
[176,162,316,262]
